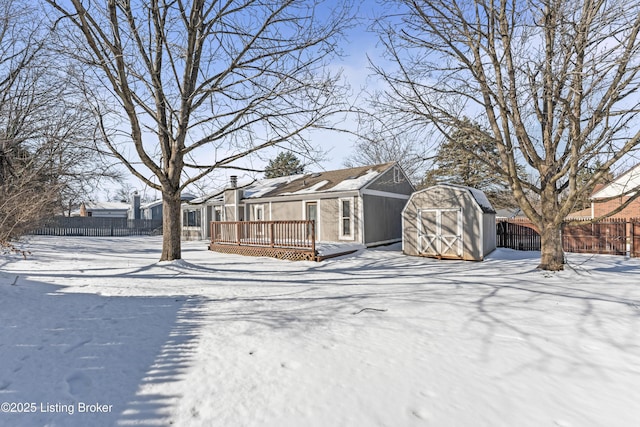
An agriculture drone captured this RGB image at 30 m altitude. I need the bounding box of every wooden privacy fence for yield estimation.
[497,217,640,256]
[209,220,317,261]
[563,218,627,255]
[30,217,163,237]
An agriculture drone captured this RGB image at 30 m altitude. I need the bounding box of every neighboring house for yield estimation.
[142,193,196,221]
[589,164,640,219]
[140,200,163,221]
[182,162,415,246]
[73,201,131,218]
[73,192,197,221]
[495,207,525,220]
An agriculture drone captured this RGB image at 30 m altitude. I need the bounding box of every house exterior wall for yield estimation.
[149,205,163,220]
[86,209,128,218]
[263,200,302,221]
[185,164,411,244]
[363,195,406,245]
[366,166,414,195]
[403,186,492,261]
[329,196,363,243]
[223,188,244,221]
[243,197,363,243]
[592,196,640,219]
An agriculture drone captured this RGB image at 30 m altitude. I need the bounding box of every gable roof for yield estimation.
[242,162,398,199]
[412,183,496,214]
[591,164,640,199]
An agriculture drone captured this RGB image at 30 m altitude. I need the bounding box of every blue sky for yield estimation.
[107,0,396,201]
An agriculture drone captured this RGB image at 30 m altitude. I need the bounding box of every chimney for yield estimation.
[130,191,141,220]
[230,175,238,188]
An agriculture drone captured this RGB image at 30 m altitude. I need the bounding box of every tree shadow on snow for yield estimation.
[0,276,203,427]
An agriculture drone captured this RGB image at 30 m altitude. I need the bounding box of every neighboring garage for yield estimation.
[402,184,496,261]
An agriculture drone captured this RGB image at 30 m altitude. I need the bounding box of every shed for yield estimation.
[402,184,496,261]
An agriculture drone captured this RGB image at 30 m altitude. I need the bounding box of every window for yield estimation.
[182,209,201,227]
[393,167,402,183]
[253,205,264,221]
[339,198,354,240]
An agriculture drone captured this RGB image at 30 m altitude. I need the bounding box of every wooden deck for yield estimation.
[209,220,318,261]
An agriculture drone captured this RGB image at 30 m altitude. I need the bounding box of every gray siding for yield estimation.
[402,185,494,260]
[319,197,362,243]
[482,212,497,255]
[363,195,406,245]
[269,200,303,221]
[366,166,414,195]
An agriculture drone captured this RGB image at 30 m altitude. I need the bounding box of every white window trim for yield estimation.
[393,166,402,183]
[182,208,202,228]
[303,200,321,239]
[339,197,355,240]
[253,204,265,221]
[214,206,223,221]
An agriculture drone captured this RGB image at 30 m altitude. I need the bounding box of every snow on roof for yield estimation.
[83,202,130,211]
[242,163,395,199]
[280,180,331,196]
[467,187,495,213]
[329,169,381,192]
[242,174,306,199]
[188,193,224,205]
[190,163,398,203]
[592,164,640,199]
[140,200,162,209]
[427,184,496,213]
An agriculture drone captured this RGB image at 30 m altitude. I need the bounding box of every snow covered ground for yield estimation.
[1,236,640,427]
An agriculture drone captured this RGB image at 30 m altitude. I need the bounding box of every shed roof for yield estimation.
[418,184,496,214]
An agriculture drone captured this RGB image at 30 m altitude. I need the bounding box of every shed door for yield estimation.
[418,208,463,258]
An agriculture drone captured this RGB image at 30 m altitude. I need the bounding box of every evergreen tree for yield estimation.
[264,152,305,179]
[423,120,518,209]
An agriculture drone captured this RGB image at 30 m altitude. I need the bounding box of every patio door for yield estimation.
[417,208,462,258]
[305,202,317,240]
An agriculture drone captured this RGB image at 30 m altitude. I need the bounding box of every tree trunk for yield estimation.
[538,223,564,271]
[160,190,182,261]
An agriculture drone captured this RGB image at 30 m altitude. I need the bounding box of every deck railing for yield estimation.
[210,220,316,253]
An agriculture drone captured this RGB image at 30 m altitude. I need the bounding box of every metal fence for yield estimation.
[30,217,163,237]
[496,220,541,251]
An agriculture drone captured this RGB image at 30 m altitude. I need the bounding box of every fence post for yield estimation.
[270,223,275,247]
[311,220,316,258]
[236,222,241,245]
[630,219,634,257]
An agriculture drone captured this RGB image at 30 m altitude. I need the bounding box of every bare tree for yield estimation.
[46,0,353,261]
[0,0,117,246]
[370,0,640,270]
[345,111,432,183]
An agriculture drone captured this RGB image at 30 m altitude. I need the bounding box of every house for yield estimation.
[73,201,131,218]
[142,193,196,221]
[589,164,640,219]
[182,162,415,247]
[402,184,496,261]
